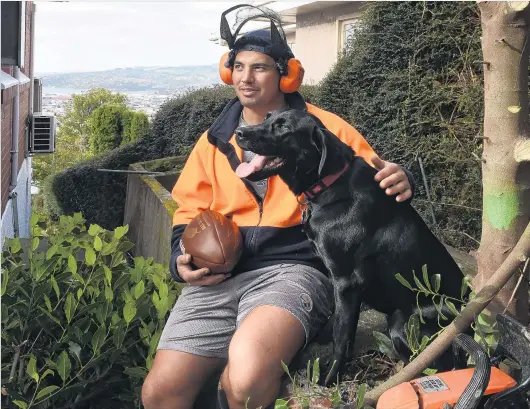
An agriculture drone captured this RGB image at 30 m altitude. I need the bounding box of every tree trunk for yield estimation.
[475,1,530,324]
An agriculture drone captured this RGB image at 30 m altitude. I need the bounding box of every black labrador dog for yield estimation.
[235,108,471,385]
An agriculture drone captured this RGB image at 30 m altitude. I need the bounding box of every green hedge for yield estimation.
[45,85,236,230]
[315,2,486,251]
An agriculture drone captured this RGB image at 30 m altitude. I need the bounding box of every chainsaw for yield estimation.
[377,313,530,409]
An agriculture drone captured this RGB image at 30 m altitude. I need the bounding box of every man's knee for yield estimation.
[221,362,281,408]
[141,371,189,409]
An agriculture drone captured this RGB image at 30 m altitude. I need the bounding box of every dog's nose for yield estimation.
[235,129,243,139]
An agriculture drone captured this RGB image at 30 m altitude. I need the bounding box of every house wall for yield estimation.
[1,157,32,249]
[296,2,362,84]
[1,1,34,247]
[1,82,30,215]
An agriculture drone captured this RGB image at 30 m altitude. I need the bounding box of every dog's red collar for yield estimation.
[303,162,350,200]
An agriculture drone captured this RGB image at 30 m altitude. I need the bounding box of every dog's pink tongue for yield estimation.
[235,155,268,178]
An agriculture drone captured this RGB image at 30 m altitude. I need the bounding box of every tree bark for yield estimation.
[475,1,530,324]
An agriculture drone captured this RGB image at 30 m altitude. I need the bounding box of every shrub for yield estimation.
[44,85,235,230]
[316,2,486,251]
[1,213,181,408]
[128,112,150,143]
[89,103,125,155]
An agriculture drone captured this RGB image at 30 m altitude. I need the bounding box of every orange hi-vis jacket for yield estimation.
[168,92,414,282]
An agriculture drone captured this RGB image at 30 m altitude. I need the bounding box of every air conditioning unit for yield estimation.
[30,113,56,153]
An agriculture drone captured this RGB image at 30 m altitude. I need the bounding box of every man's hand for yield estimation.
[372,156,412,203]
[176,254,230,286]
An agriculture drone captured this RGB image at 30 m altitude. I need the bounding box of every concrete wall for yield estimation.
[296,2,363,84]
[123,157,187,267]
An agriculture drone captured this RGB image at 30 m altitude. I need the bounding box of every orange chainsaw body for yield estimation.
[376,367,517,409]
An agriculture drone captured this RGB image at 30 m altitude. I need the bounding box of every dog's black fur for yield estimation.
[235,108,471,384]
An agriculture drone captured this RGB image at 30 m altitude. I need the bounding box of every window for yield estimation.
[339,18,359,51]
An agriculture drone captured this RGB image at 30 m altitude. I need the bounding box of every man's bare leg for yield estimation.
[220,306,305,409]
[142,350,226,409]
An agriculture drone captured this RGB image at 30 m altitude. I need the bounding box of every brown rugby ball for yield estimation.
[181,210,243,274]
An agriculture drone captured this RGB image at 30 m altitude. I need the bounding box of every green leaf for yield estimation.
[423,368,438,375]
[94,236,102,252]
[64,293,76,324]
[117,241,134,253]
[114,225,128,239]
[114,273,131,291]
[422,265,432,291]
[30,213,39,227]
[419,335,430,351]
[159,282,169,299]
[13,401,27,409]
[36,385,59,401]
[44,295,52,312]
[103,265,112,286]
[46,245,58,260]
[77,288,83,300]
[113,327,125,349]
[395,273,414,291]
[105,286,114,301]
[123,302,137,324]
[149,330,162,356]
[311,358,320,386]
[71,271,85,285]
[68,255,77,274]
[445,299,460,317]
[88,224,100,236]
[373,331,397,359]
[281,360,290,376]
[11,238,22,253]
[356,383,367,408]
[507,105,521,113]
[92,326,106,352]
[461,276,470,300]
[50,275,60,299]
[1,268,8,296]
[32,237,40,251]
[41,369,55,380]
[26,356,39,382]
[413,271,429,293]
[85,247,96,266]
[57,350,71,383]
[274,399,289,409]
[124,366,148,378]
[37,306,62,326]
[431,274,441,293]
[134,280,145,299]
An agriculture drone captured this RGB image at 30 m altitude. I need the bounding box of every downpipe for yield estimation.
[8,67,21,237]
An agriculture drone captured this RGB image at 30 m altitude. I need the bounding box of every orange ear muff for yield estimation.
[279,58,305,93]
[219,52,233,85]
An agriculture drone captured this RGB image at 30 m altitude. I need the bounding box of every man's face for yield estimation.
[232,50,283,109]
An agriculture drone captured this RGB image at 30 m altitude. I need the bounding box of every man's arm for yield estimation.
[169,133,213,282]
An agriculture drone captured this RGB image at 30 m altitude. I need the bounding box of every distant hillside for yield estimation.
[40,65,221,93]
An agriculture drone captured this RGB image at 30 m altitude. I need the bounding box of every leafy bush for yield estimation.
[44,85,236,229]
[89,103,125,155]
[297,84,320,105]
[315,2,486,251]
[1,213,181,408]
[128,112,150,144]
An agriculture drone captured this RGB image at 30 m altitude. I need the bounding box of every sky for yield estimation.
[34,1,244,74]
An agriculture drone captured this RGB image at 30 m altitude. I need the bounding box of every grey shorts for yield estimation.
[157,263,334,358]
